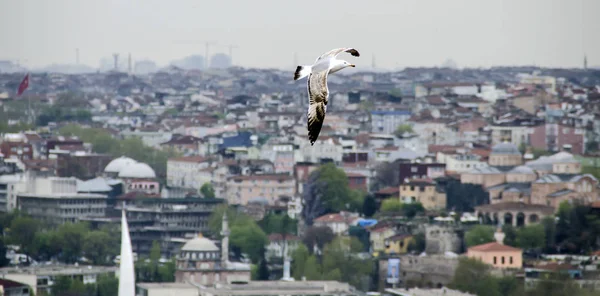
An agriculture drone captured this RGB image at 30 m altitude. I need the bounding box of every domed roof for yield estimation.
[181,235,219,252]
[104,156,137,173]
[118,162,156,179]
[509,165,535,174]
[491,142,521,155]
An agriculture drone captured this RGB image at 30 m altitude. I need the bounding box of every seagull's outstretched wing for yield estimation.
[315,48,360,63]
[307,70,329,145]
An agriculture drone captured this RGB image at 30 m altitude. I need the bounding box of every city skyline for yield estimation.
[1,0,599,70]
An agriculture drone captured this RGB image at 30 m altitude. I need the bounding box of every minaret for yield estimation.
[282,239,293,281]
[118,204,135,296]
[221,212,230,268]
[494,222,505,245]
[584,54,588,70]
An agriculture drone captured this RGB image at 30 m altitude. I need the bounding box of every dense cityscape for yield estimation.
[0,57,599,296]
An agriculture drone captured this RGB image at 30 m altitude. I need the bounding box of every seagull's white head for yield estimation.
[330,59,356,74]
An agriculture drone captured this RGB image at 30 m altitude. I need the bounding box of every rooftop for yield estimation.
[468,242,522,252]
[0,265,117,276]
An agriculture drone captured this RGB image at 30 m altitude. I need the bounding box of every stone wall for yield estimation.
[425,225,463,255]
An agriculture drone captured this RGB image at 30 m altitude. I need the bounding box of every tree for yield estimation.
[150,241,161,262]
[464,225,495,247]
[259,213,297,235]
[497,276,523,296]
[372,161,400,190]
[83,231,116,265]
[291,244,310,280]
[407,232,426,253]
[321,237,372,290]
[200,183,216,199]
[516,224,545,250]
[437,177,488,212]
[323,268,342,281]
[449,257,501,296]
[362,195,378,217]
[394,124,414,137]
[208,205,253,235]
[57,222,89,263]
[541,216,556,253]
[230,223,268,264]
[527,272,595,296]
[303,255,321,280]
[302,226,334,253]
[402,202,425,218]
[96,274,118,296]
[257,258,270,280]
[301,163,363,225]
[348,226,370,252]
[52,276,73,296]
[8,216,39,255]
[502,224,518,247]
[32,231,62,261]
[380,199,403,213]
[0,238,10,267]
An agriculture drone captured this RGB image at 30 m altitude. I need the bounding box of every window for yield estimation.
[501,256,505,264]
[411,167,418,173]
[510,256,513,264]
[493,256,497,264]
[419,186,425,192]
[410,186,415,191]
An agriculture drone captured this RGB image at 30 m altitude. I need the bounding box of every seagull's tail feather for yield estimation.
[294,65,311,81]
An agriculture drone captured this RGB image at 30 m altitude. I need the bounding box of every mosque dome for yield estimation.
[181,235,220,252]
[118,162,156,179]
[508,165,535,175]
[491,142,521,155]
[104,156,137,174]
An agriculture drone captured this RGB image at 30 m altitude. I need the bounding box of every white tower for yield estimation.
[221,212,230,268]
[118,205,135,296]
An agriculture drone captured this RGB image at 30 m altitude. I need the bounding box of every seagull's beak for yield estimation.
[350,64,356,67]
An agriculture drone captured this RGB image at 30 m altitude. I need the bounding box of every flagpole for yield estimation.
[27,73,31,125]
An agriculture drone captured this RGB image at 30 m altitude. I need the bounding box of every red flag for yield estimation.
[17,73,29,96]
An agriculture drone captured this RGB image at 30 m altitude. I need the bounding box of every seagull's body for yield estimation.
[294,48,360,145]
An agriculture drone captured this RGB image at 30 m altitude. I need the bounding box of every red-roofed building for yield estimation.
[374,186,400,206]
[313,211,360,235]
[467,229,522,269]
[0,141,33,161]
[346,172,367,191]
[0,278,30,295]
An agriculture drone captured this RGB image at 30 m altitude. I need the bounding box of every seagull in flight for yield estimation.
[294,48,360,145]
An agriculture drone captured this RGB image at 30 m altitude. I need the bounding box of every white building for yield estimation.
[298,137,343,164]
[166,156,213,189]
[371,110,412,134]
[0,265,117,296]
[17,177,107,224]
[444,154,488,173]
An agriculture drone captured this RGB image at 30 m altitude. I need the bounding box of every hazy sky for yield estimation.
[1,0,598,70]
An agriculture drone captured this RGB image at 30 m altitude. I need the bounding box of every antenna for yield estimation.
[227,44,239,67]
[128,53,132,74]
[205,41,217,69]
[172,40,217,70]
[113,53,119,71]
[372,54,376,69]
